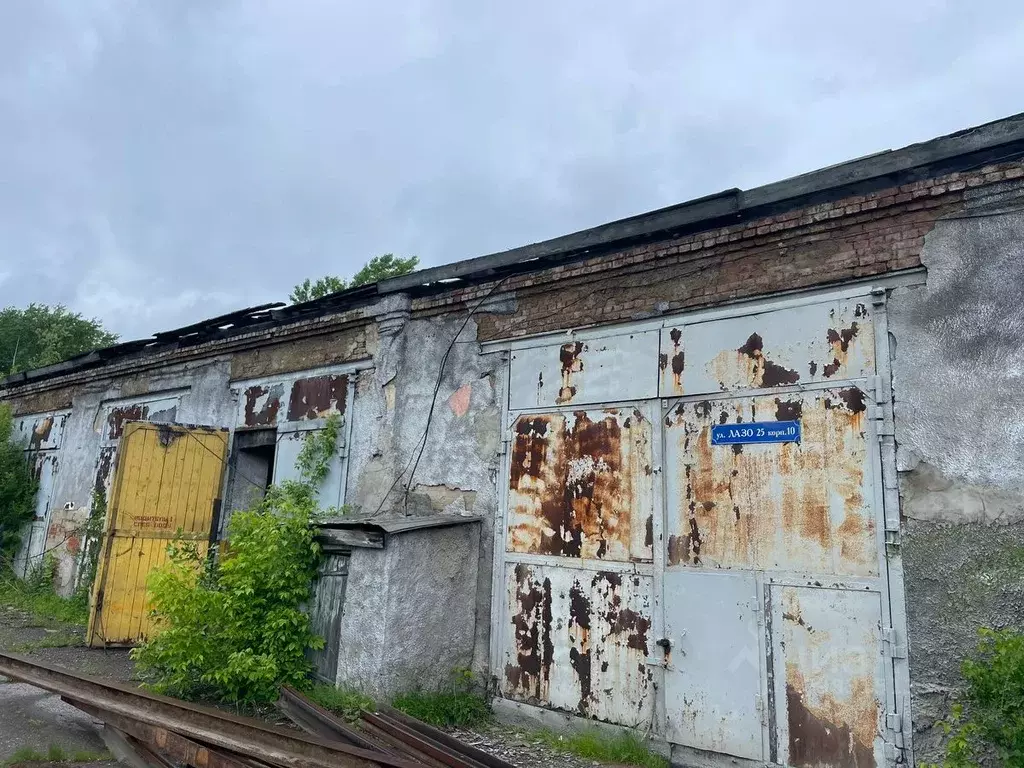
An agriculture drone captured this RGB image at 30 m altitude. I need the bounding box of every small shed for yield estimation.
[310,514,484,696]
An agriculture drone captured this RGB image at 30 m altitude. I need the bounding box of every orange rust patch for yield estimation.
[786,665,876,768]
[669,390,874,576]
[508,409,653,562]
[556,342,585,404]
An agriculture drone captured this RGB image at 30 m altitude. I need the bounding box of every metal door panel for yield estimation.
[501,562,655,726]
[88,422,228,646]
[771,585,886,768]
[272,420,346,509]
[103,396,181,440]
[506,406,654,563]
[509,331,660,410]
[14,413,68,451]
[660,299,874,396]
[663,389,877,577]
[663,569,764,760]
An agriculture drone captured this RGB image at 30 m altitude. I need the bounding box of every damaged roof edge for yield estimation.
[379,111,1024,292]
[5,111,1024,390]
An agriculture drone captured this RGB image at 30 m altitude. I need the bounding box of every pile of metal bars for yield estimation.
[0,652,515,768]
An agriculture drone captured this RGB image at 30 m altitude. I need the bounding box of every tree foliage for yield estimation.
[289,254,419,303]
[132,416,341,704]
[0,404,38,566]
[0,304,117,375]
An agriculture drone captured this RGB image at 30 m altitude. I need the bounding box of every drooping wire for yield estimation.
[369,276,512,516]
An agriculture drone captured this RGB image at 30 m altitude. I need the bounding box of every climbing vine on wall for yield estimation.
[132,415,341,704]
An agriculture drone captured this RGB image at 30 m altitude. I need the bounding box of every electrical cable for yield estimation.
[368,276,512,516]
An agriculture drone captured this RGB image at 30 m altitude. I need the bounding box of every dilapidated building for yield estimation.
[4,112,1024,768]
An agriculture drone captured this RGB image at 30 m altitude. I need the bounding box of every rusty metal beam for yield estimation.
[0,652,417,768]
[377,707,515,768]
[277,687,386,754]
[360,712,492,768]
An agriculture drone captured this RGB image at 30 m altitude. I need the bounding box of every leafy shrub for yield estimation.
[392,668,492,727]
[930,627,1024,767]
[0,404,38,566]
[132,416,340,705]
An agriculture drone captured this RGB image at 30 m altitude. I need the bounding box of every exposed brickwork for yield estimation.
[6,386,77,416]
[2,309,371,403]
[411,161,1024,341]
[229,324,368,380]
[2,160,1022,405]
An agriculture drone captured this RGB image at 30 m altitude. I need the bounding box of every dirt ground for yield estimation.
[0,605,127,767]
[0,604,651,768]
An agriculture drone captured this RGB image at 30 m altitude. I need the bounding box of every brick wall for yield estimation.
[411,161,1024,342]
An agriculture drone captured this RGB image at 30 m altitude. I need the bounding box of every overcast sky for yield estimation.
[1,1,1022,339]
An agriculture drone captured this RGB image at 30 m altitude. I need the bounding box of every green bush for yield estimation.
[132,416,340,705]
[0,554,89,626]
[930,627,1024,767]
[0,404,38,566]
[392,668,492,728]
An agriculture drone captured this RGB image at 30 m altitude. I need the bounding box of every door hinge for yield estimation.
[886,710,906,754]
[883,628,907,659]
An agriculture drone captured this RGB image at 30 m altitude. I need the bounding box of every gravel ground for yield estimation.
[448,724,648,768]
[0,605,126,767]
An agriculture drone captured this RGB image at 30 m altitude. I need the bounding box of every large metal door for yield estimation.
[87,421,228,646]
[663,569,764,759]
[658,297,897,766]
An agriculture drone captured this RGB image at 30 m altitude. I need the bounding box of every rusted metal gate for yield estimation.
[87,421,229,646]
[493,291,908,767]
[11,412,68,576]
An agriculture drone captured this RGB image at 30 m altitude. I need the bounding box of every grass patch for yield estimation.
[9,632,85,653]
[0,573,89,628]
[391,690,492,728]
[4,744,111,765]
[534,728,668,768]
[303,683,376,722]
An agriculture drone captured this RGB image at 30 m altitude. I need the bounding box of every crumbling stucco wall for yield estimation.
[334,523,482,699]
[889,187,1024,763]
[345,305,505,681]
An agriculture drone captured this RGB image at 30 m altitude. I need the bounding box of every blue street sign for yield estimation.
[711,420,801,446]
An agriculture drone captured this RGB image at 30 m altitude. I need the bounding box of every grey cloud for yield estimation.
[1,0,1022,337]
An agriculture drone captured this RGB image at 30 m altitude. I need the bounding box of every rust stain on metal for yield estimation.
[504,563,554,700]
[708,333,802,391]
[665,328,685,392]
[107,405,147,440]
[667,389,875,576]
[507,408,654,562]
[156,424,183,448]
[286,374,348,421]
[243,384,282,426]
[505,565,653,722]
[818,322,861,379]
[786,667,875,768]
[28,416,54,451]
[93,447,116,498]
[556,342,585,405]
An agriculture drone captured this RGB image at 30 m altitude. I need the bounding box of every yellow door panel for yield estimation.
[87,422,228,646]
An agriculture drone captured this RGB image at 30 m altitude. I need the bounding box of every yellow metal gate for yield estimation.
[87,422,229,646]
